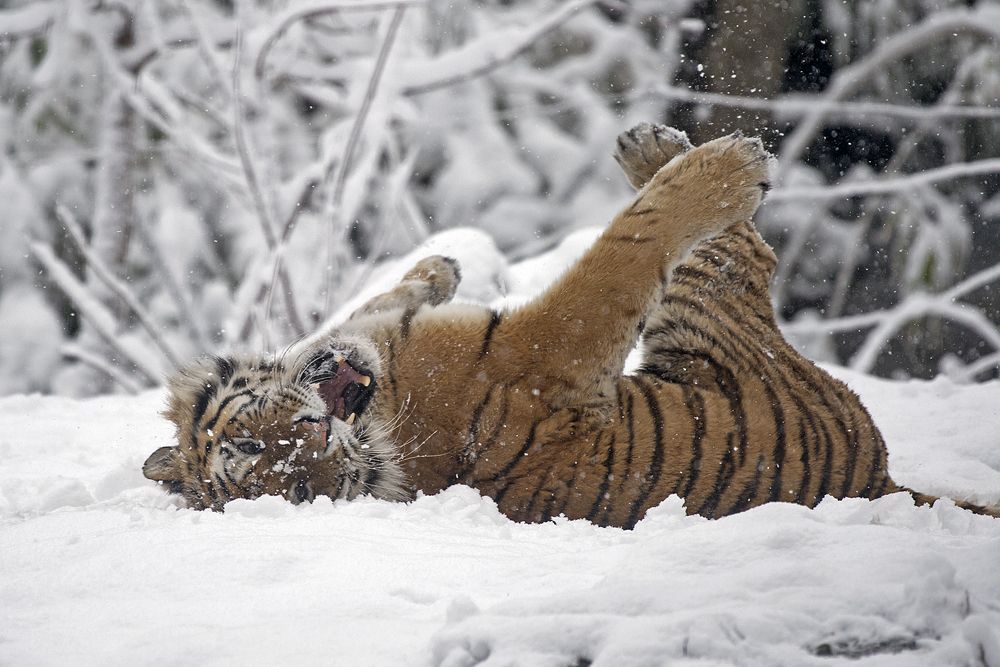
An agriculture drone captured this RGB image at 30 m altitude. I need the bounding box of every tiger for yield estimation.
[143,123,999,527]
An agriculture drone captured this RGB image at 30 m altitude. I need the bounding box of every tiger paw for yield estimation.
[401,255,462,306]
[614,122,693,190]
[644,131,772,233]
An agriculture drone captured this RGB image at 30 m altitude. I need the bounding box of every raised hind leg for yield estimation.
[611,125,893,517]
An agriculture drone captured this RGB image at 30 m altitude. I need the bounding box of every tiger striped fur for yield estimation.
[144,123,999,526]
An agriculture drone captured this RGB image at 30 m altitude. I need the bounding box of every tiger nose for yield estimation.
[293,479,314,503]
[297,419,329,444]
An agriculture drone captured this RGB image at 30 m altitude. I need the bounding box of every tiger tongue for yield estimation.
[317,360,367,421]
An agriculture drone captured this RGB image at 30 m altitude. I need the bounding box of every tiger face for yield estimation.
[143,334,408,510]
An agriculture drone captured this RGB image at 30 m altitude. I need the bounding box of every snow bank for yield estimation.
[2,226,1000,665]
[1,368,998,666]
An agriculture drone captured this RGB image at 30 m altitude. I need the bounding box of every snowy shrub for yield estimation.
[0,0,998,395]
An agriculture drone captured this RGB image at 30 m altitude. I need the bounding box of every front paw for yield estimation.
[614,122,693,190]
[401,255,462,306]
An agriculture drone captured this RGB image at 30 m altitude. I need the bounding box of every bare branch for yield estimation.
[56,206,185,371]
[778,7,1000,175]
[131,218,214,351]
[401,0,600,96]
[320,4,407,314]
[60,343,143,395]
[642,85,1000,122]
[0,1,57,37]
[232,29,307,337]
[253,0,424,79]
[767,158,1000,203]
[30,243,162,385]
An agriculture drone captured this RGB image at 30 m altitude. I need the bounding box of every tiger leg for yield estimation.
[636,218,894,517]
[348,255,460,320]
[486,126,771,408]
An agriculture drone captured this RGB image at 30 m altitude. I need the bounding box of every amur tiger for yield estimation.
[143,123,999,527]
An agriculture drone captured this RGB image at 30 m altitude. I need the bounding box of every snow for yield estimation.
[3,233,1000,664]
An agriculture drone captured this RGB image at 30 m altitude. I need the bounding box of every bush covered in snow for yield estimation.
[0,0,999,395]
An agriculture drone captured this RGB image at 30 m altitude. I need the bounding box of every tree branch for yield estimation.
[56,206,185,371]
[253,0,424,79]
[777,7,1000,175]
[767,158,1000,203]
[30,243,162,385]
[400,0,600,96]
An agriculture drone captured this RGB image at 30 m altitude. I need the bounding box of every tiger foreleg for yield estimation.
[489,128,772,407]
[348,255,461,320]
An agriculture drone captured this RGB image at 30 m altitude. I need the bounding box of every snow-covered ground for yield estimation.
[3,229,1000,666]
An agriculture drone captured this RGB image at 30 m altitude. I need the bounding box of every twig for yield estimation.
[60,343,144,394]
[641,85,1000,122]
[232,28,307,337]
[56,206,186,371]
[778,7,1000,176]
[253,0,424,79]
[30,243,162,385]
[781,260,1000,374]
[848,298,1000,373]
[401,0,600,96]
[177,0,232,100]
[321,4,407,314]
[823,55,981,318]
[767,158,1000,203]
[0,1,56,37]
[132,218,214,351]
[952,352,1000,382]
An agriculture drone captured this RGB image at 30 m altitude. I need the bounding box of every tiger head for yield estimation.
[143,334,408,510]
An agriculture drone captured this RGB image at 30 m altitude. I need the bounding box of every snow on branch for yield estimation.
[767,158,1000,203]
[778,7,1000,175]
[643,86,1000,122]
[60,343,144,395]
[253,0,424,78]
[30,243,163,385]
[399,0,601,96]
[0,1,56,38]
[782,262,1000,376]
[55,206,185,372]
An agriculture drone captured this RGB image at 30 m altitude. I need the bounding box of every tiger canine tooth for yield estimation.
[358,375,371,387]
[310,382,321,391]
[345,413,357,425]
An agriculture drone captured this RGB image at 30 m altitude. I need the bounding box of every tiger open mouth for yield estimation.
[313,358,376,426]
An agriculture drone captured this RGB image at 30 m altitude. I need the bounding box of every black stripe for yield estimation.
[489,421,541,505]
[624,377,666,528]
[793,417,813,505]
[860,430,886,497]
[606,233,654,244]
[679,385,706,500]
[214,356,235,387]
[214,473,233,502]
[203,389,255,438]
[586,433,616,524]
[814,417,835,502]
[727,455,767,515]
[554,430,602,520]
[478,311,503,359]
[528,471,558,522]
[697,434,736,519]
[765,384,787,502]
[455,386,498,483]
[616,390,637,499]
[398,305,419,341]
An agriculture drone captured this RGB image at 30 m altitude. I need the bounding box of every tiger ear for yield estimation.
[143,446,183,483]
